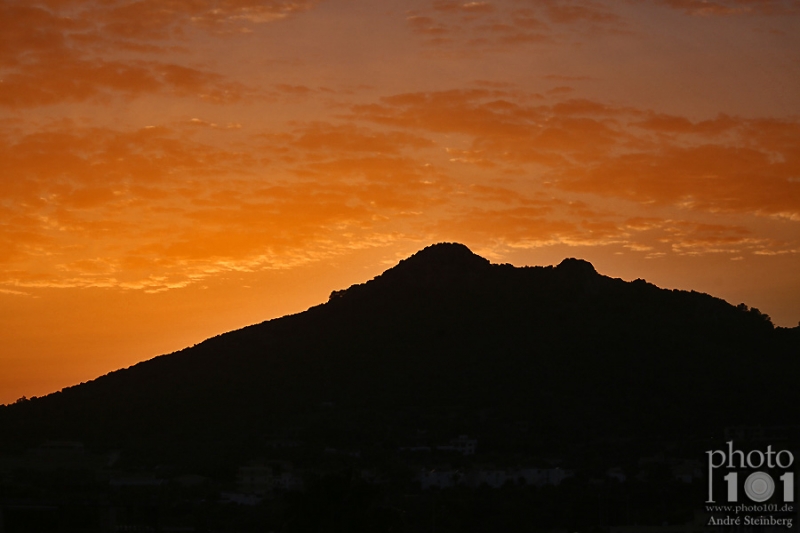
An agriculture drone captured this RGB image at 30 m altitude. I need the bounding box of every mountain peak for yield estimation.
[387,242,490,277]
[556,257,597,275]
[405,242,488,265]
[335,243,490,296]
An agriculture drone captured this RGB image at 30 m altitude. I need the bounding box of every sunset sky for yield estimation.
[1,0,799,404]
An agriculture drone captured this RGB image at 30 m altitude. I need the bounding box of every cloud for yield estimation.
[540,0,621,24]
[632,113,739,135]
[352,90,628,171]
[274,84,315,96]
[559,116,800,219]
[659,221,758,254]
[547,86,575,95]
[0,0,315,108]
[543,74,594,81]
[658,0,800,16]
[351,90,800,221]
[0,124,250,197]
[289,122,435,154]
[432,1,496,14]
[0,122,258,277]
[430,197,632,249]
[353,89,542,138]
[404,0,626,52]
[2,82,798,295]
[0,119,450,292]
[431,203,789,257]
[0,57,253,107]
[41,0,318,39]
[434,206,591,247]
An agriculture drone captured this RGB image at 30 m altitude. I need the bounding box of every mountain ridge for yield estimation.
[0,243,797,464]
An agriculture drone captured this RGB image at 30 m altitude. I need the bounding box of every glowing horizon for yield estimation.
[1,0,799,404]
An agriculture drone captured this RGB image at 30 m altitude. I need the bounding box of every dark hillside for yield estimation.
[1,243,797,461]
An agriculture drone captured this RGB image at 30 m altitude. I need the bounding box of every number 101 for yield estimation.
[721,471,794,503]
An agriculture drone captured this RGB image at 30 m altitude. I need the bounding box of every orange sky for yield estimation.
[1,0,799,404]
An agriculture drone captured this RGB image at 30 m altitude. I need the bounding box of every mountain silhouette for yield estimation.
[1,243,798,464]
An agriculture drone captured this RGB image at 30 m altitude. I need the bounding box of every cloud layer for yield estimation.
[3,82,798,294]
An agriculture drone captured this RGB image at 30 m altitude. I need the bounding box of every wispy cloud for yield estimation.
[403,0,627,52]
[658,0,800,17]
[351,90,800,221]
[0,0,315,108]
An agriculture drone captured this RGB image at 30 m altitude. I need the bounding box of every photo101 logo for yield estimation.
[707,441,795,504]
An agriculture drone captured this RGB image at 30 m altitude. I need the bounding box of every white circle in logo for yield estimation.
[744,472,775,502]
